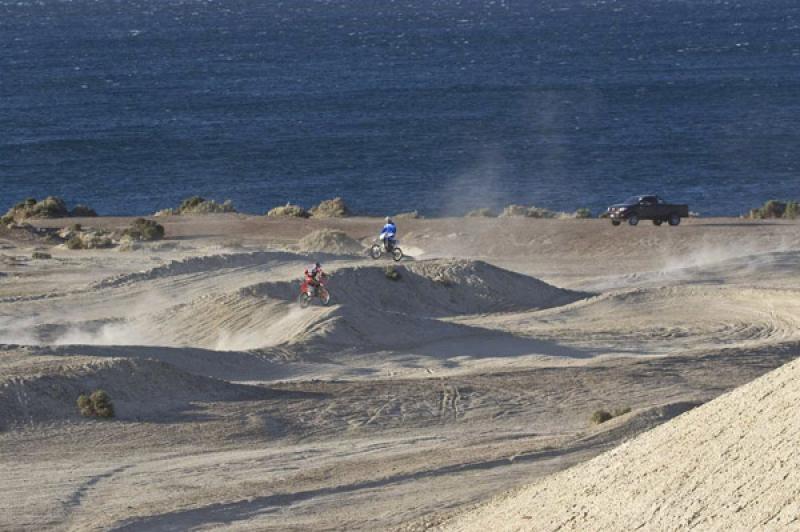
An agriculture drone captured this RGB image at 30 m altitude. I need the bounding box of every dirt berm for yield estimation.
[0,356,269,429]
[141,259,588,352]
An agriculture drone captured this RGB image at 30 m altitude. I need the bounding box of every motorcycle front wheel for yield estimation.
[370,244,382,259]
[298,293,312,308]
[392,248,403,262]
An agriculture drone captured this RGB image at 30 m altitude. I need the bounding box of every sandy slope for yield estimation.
[0,216,798,531]
[442,356,800,531]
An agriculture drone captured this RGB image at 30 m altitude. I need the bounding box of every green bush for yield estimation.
[784,201,798,220]
[465,208,497,218]
[612,406,631,417]
[179,196,205,212]
[176,196,236,214]
[77,394,93,417]
[499,204,558,218]
[590,409,613,424]
[2,196,96,224]
[123,218,165,241]
[748,200,786,219]
[77,390,114,418]
[66,235,84,250]
[266,203,309,218]
[575,208,592,219]
[385,266,401,281]
[310,197,350,218]
[591,406,631,425]
[71,205,97,217]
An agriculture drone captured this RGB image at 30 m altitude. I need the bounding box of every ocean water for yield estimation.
[1,0,799,217]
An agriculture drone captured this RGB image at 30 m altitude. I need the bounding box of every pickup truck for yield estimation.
[606,195,689,226]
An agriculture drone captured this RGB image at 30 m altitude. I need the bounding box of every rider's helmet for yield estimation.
[315,262,321,269]
[385,216,392,224]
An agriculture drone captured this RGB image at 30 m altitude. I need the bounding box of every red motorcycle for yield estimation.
[298,274,331,307]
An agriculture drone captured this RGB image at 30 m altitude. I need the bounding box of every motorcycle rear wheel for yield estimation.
[298,293,312,308]
[392,248,403,262]
[370,244,382,259]
[319,288,331,306]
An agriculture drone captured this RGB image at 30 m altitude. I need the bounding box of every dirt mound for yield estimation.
[116,259,585,352]
[247,260,584,317]
[443,355,800,531]
[296,229,364,255]
[0,356,264,429]
[161,259,589,351]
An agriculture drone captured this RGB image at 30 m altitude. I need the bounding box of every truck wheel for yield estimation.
[668,214,681,226]
[611,220,621,226]
[652,219,663,226]
[628,215,639,226]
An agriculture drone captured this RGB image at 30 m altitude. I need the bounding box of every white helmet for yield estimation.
[385,216,392,223]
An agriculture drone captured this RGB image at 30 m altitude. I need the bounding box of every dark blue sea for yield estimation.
[2,0,799,217]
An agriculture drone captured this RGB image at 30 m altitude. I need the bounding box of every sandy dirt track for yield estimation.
[442,356,800,531]
[0,215,798,530]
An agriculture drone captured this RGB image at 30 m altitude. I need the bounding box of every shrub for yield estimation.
[77,394,93,417]
[77,390,114,418]
[66,235,84,250]
[784,201,798,220]
[590,409,613,424]
[385,265,401,281]
[179,196,205,212]
[747,200,787,219]
[310,197,350,218]
[526,206,558,219]
[394,210,421,219]
[266,203,309,218]
[2,196,71,223]
[499,204,558,218]
[175,196,236,215]
[34,196,70,218]
[123,218,165,241]
[499,204,529,217]
[574,208,592,219]
[465,208,497,217]
[71,205,97,217]
[612,406,631,417]
[31,251,52,260]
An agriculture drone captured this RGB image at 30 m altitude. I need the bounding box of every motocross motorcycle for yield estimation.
[370,238,403,262]
[298,274,331,307]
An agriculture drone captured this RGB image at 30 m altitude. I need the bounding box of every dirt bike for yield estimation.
[298,275,331,307]
[370,238,403,261]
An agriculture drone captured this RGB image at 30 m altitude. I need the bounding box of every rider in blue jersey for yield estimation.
[380,217,397,251]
